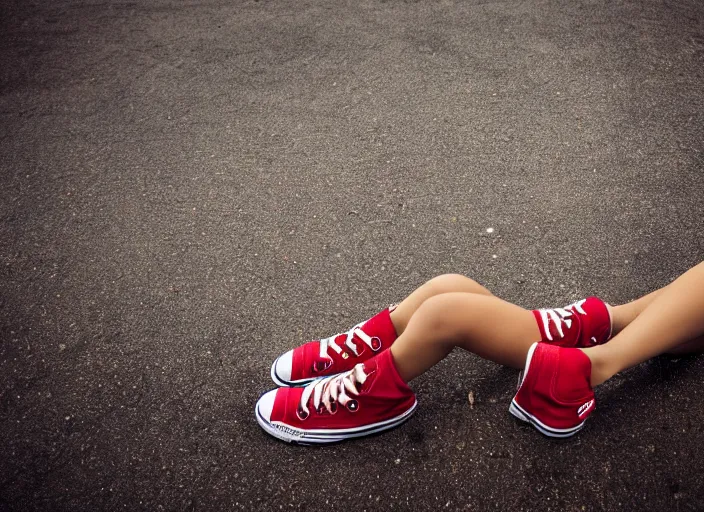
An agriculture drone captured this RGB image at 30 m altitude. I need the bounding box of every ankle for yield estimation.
[605,303,615,336]
[389,308,406,336]
[609,303,632,336]
[580,347,616,387]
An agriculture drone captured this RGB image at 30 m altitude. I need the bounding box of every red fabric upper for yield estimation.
[515,343,595,430]
[532,297,611,348]
[271,349,415,431]
[290,308,398,381]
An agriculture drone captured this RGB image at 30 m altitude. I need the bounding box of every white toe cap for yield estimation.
[256,389,278,423]
[272,350,293,383]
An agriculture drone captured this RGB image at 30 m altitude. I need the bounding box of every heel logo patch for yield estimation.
[577,399,595,418]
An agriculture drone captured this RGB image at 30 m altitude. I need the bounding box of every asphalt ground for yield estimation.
[1,0,704,510]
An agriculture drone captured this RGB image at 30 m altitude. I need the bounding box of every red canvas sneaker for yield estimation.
[532,297,612,348]
[257,349,417,444]
[270,308,398,387]
[510,342,595,437]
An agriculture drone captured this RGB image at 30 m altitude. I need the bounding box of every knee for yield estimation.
[414,292,473,341]
[423,274,488,296]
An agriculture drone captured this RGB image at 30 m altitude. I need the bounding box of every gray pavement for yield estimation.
[1,0,704,510]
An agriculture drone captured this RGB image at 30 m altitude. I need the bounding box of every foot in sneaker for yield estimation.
[532,297,612,348]
[510,342,595,438]
[257,348,417,444]
[270,308,398,387]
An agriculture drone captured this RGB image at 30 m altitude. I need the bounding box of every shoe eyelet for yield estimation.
[329,402,337,414]
[296,407,309,421]
[346,399,359,413]
[370,337,382,352]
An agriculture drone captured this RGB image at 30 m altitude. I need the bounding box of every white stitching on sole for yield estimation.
[509,399,585,438]
[256,399,418,445]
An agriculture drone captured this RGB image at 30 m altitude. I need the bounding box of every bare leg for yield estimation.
[389,274,493,334]
[610,286,704,354]
[390,292,541,382]
[389,284,650,384]
[610,289,662,335]
[388,271,704,385]
[584,261,704,386]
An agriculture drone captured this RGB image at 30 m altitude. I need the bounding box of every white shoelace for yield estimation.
[298,364,371,418]
[319,322,380,360]
[536,299,587,341]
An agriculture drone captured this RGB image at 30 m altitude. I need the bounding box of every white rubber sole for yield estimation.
[509,399,585,438]
[510,342,585,438]
[256,399,418,445]
[270,355,317,388]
